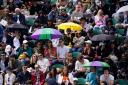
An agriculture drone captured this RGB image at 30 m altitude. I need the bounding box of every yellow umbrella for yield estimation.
[58,22,83,31]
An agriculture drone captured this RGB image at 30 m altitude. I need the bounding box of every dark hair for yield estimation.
[10,54,17,59]
[49,68,57,78]
[51,4,56,8]
[62,66,69,76]
[106,19,113,25]
[47,40,53,48]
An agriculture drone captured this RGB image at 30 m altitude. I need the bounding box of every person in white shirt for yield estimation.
[37,54,50,73]
[13,31,21,50]
[73,31,85,47]
[75,55,89,78]
[57,66,75,85]
[100,69,114,85]
[57,38,69,61]
[4,67,16,85]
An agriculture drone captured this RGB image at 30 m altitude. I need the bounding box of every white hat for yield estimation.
[23,40,28,44]
[85,40,92,45]
[5,45,12,52]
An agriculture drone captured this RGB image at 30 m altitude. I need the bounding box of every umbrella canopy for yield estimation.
[91,34,115,41]
[7,23,28,35]
[7,23,27,29]
[83,61,110,67]
[31,28,62,40]
[116,5,128,13]
[58,22,83,31]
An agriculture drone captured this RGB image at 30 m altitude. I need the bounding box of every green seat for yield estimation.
[115,34,125,44]
[76,78,86,85]
[52,64,64,68]
[26,18,35,26]
[51,0,57,5]
[116,28,125,35]
[112,18,117,25]
[93,28,102,35]
[115,79,128,85]
[72,52,81,59]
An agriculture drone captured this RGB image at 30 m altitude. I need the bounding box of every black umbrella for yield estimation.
[91,34,115,41]
[7,23,28,35]
[7,23,27,29]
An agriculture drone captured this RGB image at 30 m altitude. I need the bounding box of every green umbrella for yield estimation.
[31,28,62,40]
[101,62,110,67]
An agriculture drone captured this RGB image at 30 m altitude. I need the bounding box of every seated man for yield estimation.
[16,65,31,84]
[100,69,114,85]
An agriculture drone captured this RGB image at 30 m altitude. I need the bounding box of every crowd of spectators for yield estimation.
[0,0,128,85]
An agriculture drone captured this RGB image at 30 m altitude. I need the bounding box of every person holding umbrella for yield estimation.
[86,67,99,85]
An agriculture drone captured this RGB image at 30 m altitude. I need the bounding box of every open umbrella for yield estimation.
[7,23,28,35]
[31,28,62,40]
[7,23,27,29]
[91,34,115,41]
[58,22,82,31]
[116,5,128,13]
[83,61,110,67]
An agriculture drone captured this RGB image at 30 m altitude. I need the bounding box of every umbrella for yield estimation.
[91,34,115,41]
[58,22,83,31]
[31,28,62,40]
[7,23,28,35]
[7,23,27,29]
[83,61,110,67]
[116,5,128,13]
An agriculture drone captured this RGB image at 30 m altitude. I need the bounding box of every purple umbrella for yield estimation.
[31,28,63,40]
[83,61,110,67]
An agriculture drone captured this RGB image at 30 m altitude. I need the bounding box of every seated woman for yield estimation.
[103,19,116,35]
[82,40,95,60]
[31,64,45,85]
[44,40,57,61]
[30,54,38,69]
[57,66,75,85]
[94,9,108,30]
[75,55,89,78]
[46,68,58,85]
[65,52,75,71]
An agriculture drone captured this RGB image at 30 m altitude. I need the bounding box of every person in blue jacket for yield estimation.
[86,67,99,85]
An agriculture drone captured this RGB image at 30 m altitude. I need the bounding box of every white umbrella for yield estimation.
[116,5,128,13]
